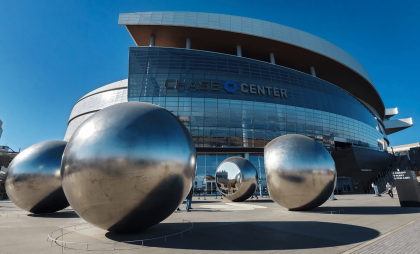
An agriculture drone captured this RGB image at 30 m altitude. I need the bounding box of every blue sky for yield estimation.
[0,0,419,150]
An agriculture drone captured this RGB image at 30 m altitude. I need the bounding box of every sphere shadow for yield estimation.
[106,221,379,251]
[190,200,221,203]
[105,222,192,239]
[311,206,420,215]
[243,199,274,203]
[27,210,79,218]
[183,210,232,213]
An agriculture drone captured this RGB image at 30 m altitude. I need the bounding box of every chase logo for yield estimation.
[164,79,287,98]
[224,81,237,93]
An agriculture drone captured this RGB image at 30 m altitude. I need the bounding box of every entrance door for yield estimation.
[206,181,217,194]
[336,177,353,194]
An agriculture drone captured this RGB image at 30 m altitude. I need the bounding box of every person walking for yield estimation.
[386,182,394,198]
[372,182,381,197]
[186,187,193,212]
[250,190,259,199]
[329,189,337,200]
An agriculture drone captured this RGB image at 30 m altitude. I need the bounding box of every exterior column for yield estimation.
[149,35,155,47]
[244,153,250,160]
[237,45,242,57]
[186,38,191,49]
[310,66,316,77]
[270,53,275,64]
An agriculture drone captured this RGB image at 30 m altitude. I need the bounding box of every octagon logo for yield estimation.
[224,81,237,93]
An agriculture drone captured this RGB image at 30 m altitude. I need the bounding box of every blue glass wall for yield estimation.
[128,47,387,150]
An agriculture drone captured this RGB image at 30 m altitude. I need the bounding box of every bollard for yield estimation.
[114,242,116,250]
[142,240,143,247]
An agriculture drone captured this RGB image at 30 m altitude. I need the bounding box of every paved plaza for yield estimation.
[1,194,420,253]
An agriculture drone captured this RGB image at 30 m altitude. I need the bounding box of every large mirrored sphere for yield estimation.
[215,157,258,202]
[61,102,196,233]
[265,134,336,211]
[5,140,69,213]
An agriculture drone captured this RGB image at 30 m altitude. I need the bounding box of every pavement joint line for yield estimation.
[340,216,420,254]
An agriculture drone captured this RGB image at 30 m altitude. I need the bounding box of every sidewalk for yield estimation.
[0,194,419,253]
[354,217,420,254]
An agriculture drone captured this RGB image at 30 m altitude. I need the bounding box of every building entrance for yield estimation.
[206,181,217,195]
[336,177,353,194]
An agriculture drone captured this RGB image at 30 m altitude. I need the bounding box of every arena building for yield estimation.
[0,120,3,140]
[64,12,413,194]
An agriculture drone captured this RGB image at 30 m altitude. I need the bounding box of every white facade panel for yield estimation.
[64,80,128,141]
[64,113,95,141]
[385,107,398,119]
[79,79,128,101]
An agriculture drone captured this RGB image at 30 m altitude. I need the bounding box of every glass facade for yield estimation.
[249,155,265,180]
[128,47,388,151]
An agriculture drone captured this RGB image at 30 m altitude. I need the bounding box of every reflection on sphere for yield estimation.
[215,157,258,202]
[5,140,69,214]
[216,162,241,195]
[265,134,337,211]
[61,102,196,233]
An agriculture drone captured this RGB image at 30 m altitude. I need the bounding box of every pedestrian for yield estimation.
[329,189,337,200]
[186,187,193,212]
[372,182,381,197]
[250,190,258,199]
[386,182,394,198]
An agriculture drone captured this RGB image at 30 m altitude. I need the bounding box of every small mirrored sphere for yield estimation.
[61,102,196,233]
[265,134,336,211]
[215,157,258,202]
[5,140,69,214]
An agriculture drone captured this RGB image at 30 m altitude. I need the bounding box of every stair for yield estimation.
[364,155,413,194]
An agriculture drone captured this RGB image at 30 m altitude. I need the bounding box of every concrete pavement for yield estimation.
[0,194,419,253]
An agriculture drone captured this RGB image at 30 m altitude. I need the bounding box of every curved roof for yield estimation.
[118,11,385,119]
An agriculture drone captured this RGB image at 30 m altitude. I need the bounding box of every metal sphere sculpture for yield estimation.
[215,157,258,202]
[265,134,336,211]
[61,102,196,233]
[5,140,69,213]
